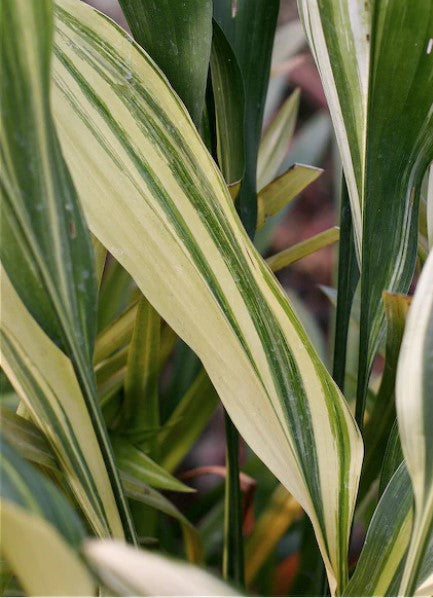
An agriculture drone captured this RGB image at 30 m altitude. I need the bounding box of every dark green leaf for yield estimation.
[345,462,412,597]
[0,436,85,547]
[358,292,411,502]
[118,0,212,126]
[333,176,359,392]
[0,0,97,365]
[0,0,136,543]
[210,20,245,185]
[214,0,279,236]
[379,420,403,497]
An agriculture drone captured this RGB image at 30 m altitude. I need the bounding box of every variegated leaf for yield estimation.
[1,268,124,540]
[298,1,433,423]
[51,1,363,591]
[397,249,433,595]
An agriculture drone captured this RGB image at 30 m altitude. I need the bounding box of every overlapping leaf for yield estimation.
[213,0,279,235]
[0,0,96,364]
[84,539,236,596]
[359,292,411,501]
[51,2,363,591]
[1,269,124,539]
[0,439,94,596]
[298,1,433,423]
[345,462,413,597]
[397,249,433,595]
[210,21,245,186]
[0,0,135,541]
[118,0,212,127]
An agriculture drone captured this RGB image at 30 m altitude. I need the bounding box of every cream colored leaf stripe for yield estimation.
[297,0,369,258]
[397,249,433,595]
[52,1,363,591]
[1,269,124,540]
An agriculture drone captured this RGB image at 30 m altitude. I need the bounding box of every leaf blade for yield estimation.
[397,249,433,594]
[84,539,237,596]
[52,3,363,591]
[0,268,124,539]
[298,1,433,425]
[117,0,212,126]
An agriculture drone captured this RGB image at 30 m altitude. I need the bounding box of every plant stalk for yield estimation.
[333,175,359,393]
[223,410,245,588]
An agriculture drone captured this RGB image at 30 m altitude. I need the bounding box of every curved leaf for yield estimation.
[210,20,245,186]
[298,1,433,424]
[1,406,58,471]
[0,0,96,364]
[0,269,124,539]
[345,462,413,597]
[1,437,85,547]
[1,502,94,596]
[214,0,279,235]
[51,2,363,591]
[120,473,202,564]
[117,0,212,127]
[112,438,193,494]
[84,539,236,596]
[0,438,94,595]
[397,249,433,595]
[0,0,135,542]
[359,292,411,501]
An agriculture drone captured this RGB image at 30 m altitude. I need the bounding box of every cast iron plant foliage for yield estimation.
[0,0,432,596]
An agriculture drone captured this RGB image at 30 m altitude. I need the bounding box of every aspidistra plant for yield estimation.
[0,0,432,596]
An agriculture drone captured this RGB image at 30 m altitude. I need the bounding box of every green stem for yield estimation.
[223,410,244,588]
[73,350,137,544]
[122,295,160,443]
[204,74,245,587]
[333,175,359,392]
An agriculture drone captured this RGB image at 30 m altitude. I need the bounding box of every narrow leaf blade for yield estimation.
[117,0,212,126]
[397,250,433,594]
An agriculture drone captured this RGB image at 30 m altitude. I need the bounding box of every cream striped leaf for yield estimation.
[257,88,300,190]
[0,439,94,596]
[1,436,86,547]
[345,462,413,596]
[0,268,124,540]
[397,249,433,595]
[84,539,236,596]
[298,1,433,423]
[51,1,363,591]
[428,165,433,250]
[1,503,94,596]
[0,0,135,542]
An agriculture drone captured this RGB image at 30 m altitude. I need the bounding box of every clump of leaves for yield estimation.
[0,1,432,596]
